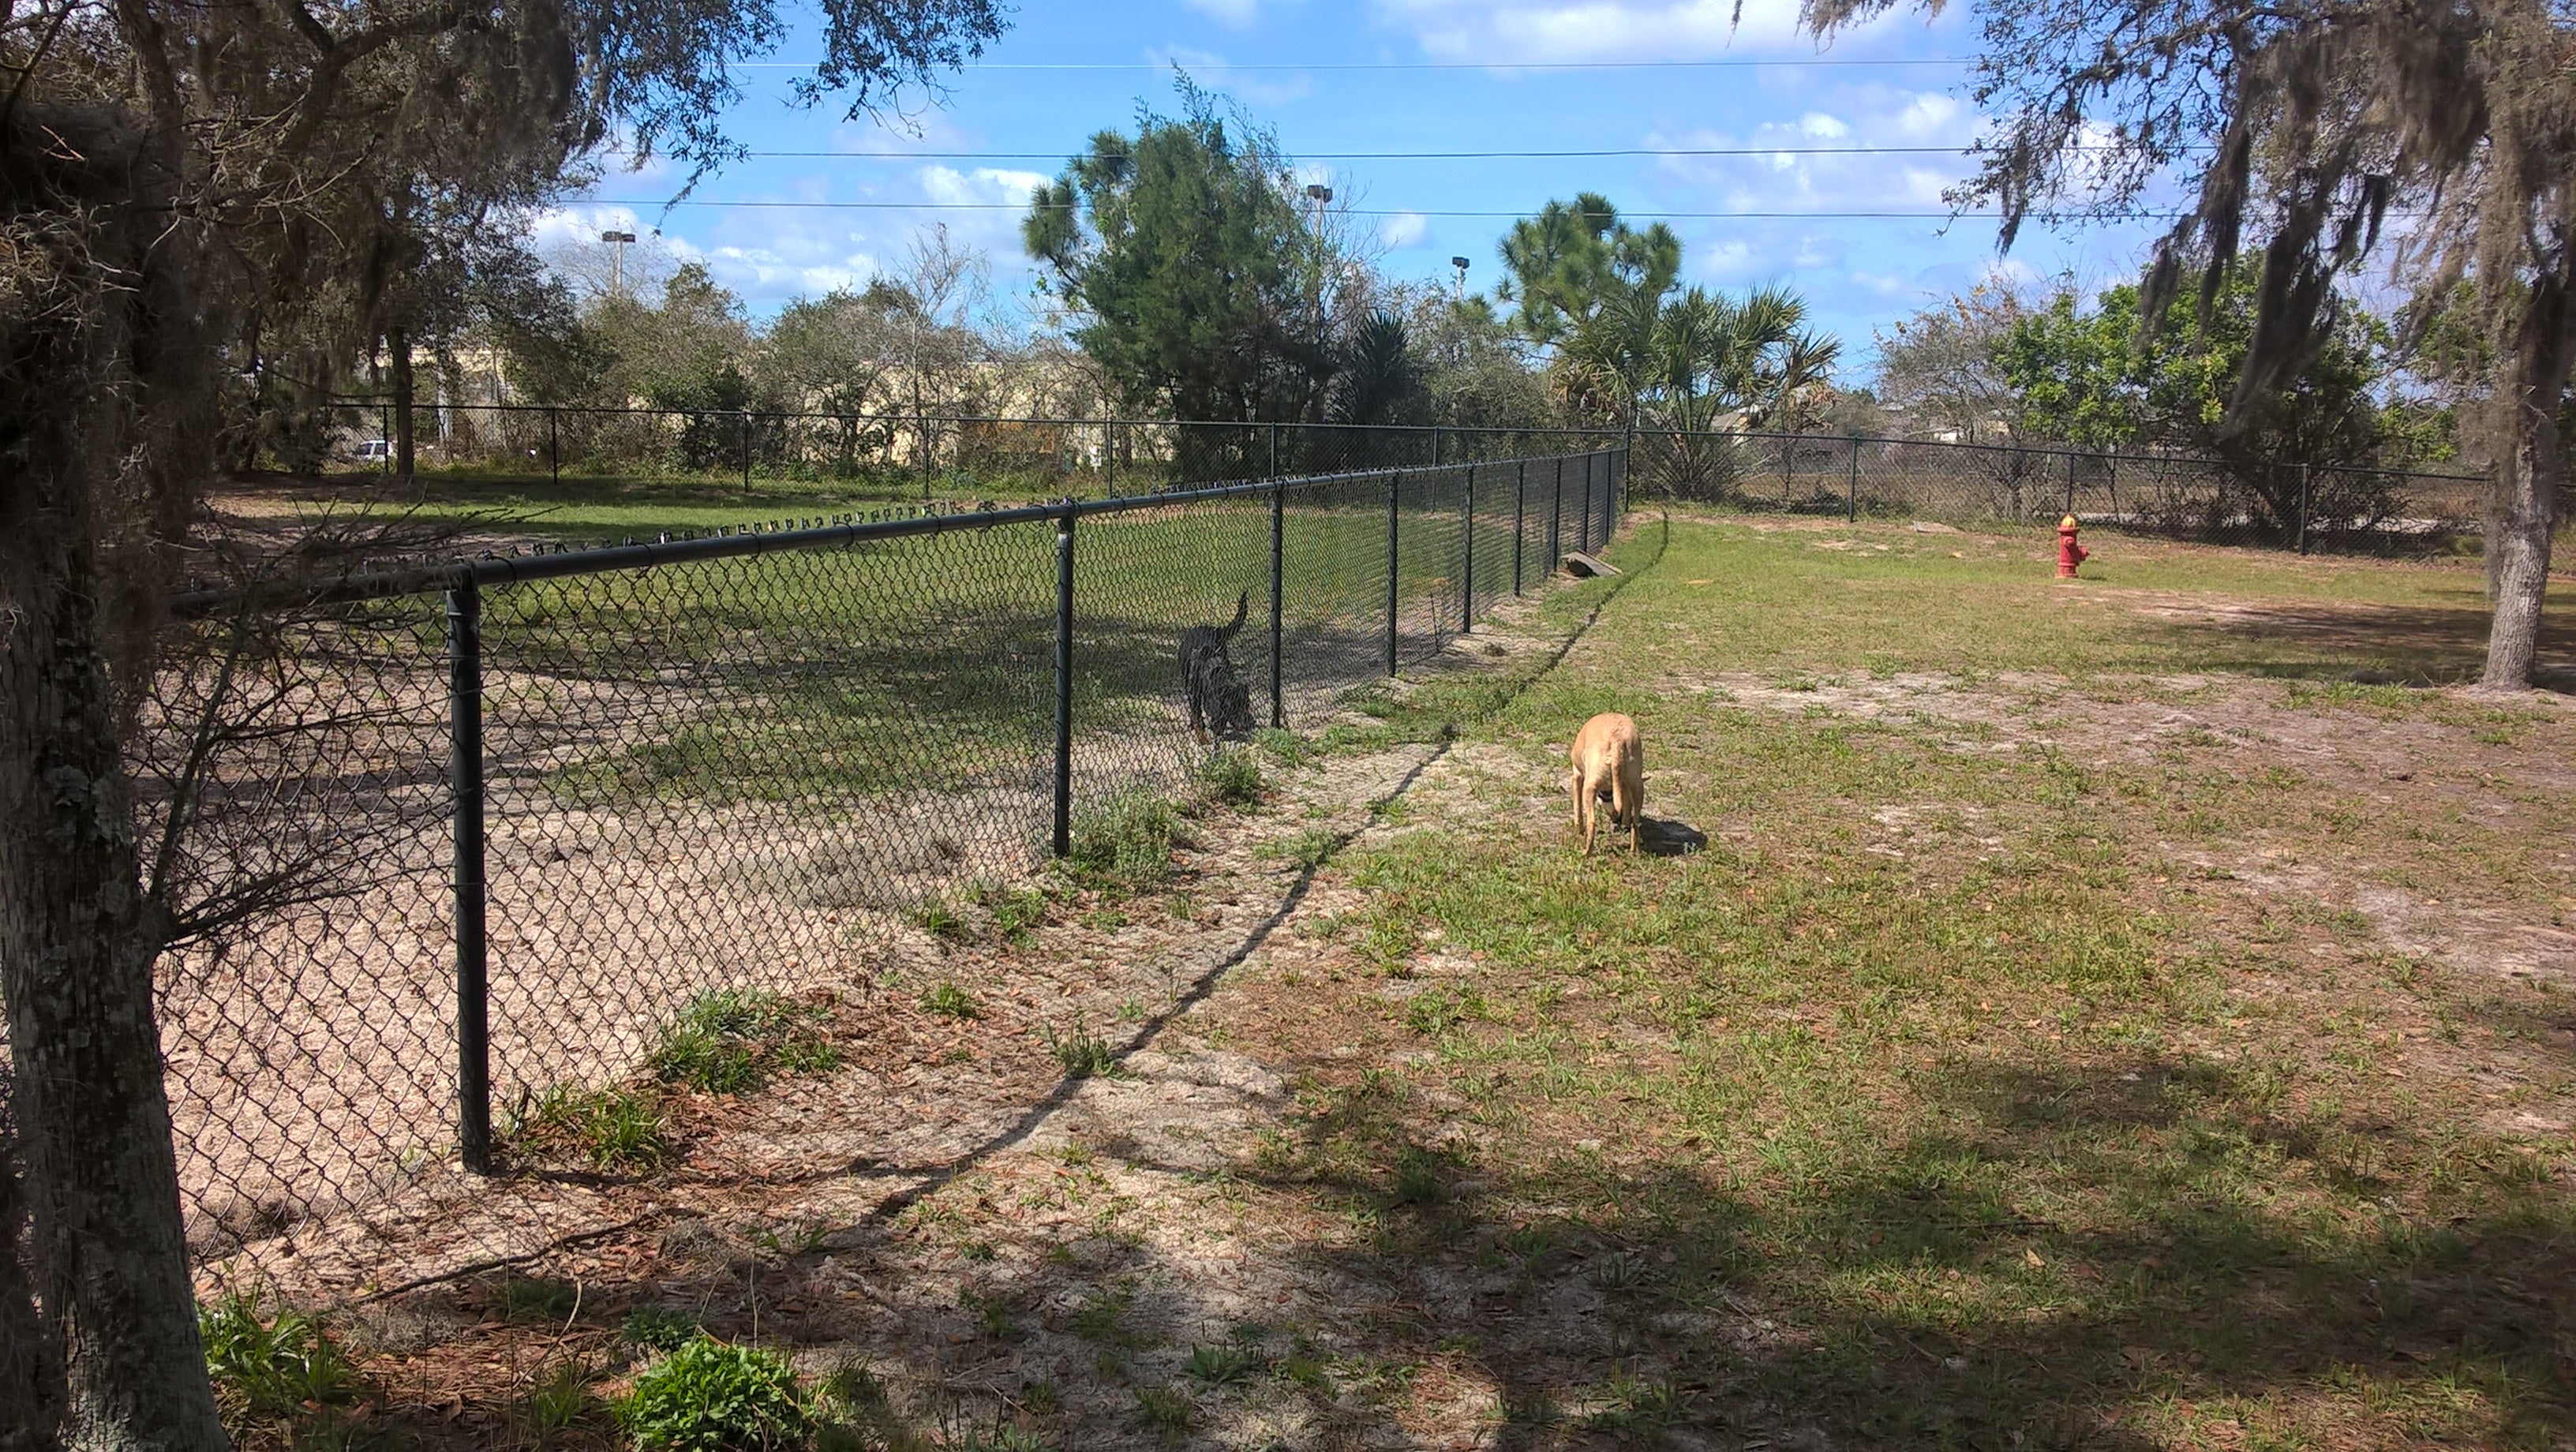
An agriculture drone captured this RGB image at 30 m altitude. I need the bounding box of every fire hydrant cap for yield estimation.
[2059,515,2080,530]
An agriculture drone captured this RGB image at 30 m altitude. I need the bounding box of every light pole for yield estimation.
[600,229,637,295]
[1305,185,1332,424]
[1451,256,1470,303]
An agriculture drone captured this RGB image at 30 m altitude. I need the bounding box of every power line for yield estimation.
[748,145,1998,161]
[578,197,2185,221]
[732,57,1977,72]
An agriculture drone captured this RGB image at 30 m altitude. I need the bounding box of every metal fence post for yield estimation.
[1549,456,1564,574]
[2296,463,2313,555]
[1052,508,1076,856]
[2065,450,2077,517]
[1566,450,1586,553]
[1461,462,1475,634]
[1269,480,1286,728]
[445,577,492,1175]
[549,407,560,487]
[1512,458,1527,596]
[1848,436,1860,523]
[1268,421,1280,481]
[1385,472,1402,675]
[739,412,754,492]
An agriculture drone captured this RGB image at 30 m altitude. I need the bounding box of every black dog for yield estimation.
[1179,593,1255,743]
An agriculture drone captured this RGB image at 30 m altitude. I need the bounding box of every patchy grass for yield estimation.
[1063,792,1186,894]
[649,989,841,1095]
[231,513,2576,1450]
[515,1084,672,1170]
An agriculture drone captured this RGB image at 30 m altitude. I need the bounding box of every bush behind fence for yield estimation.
[86,445,1624,1278]
[331,400,2481,555]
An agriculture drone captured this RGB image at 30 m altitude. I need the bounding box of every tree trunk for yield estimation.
[0,481,223,1452]
[0,107,230,1452]
[391,327,417,489]
[2481,262,2574,690]
[0,1073,65,1452]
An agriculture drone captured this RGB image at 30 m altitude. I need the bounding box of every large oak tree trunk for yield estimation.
[2482,258,2574,690]
[0,107,230,1452]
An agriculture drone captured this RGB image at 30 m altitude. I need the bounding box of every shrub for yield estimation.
[619,1338,809,1451]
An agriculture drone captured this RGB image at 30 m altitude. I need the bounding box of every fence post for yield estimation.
[739,412,754,492]
[1268,421,1280,481]
[445,576,492,1175]
[1549,456,1564,574]
[1386,471,1401,676]
[2065,450,2077,517]
[1269,480,1286,729]
[1052,508,1076,857]
[1461,462,1475,634]
[1512,458,1527,596]
[1566,453,1586,556]
[2296,463,2312,556]
[1847,436,1860,523]
[381,405,393,473]
[549,407,560,487]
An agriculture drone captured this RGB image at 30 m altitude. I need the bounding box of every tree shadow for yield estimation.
[1241,1047,2574,1448]
[2137,589,2576,691]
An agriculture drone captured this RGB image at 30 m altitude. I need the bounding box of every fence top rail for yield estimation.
[172,448,1622,619]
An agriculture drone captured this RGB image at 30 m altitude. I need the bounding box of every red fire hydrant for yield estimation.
[2057,515,2089,578]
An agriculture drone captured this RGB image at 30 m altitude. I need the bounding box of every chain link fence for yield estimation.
[1631,426,2485,555]
[315,400,1613,501]
[93,445,1624,1274]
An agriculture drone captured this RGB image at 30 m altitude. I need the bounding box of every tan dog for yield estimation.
[1567,712,1643,855]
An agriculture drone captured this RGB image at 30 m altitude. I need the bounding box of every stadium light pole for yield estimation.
[601,230,638,296]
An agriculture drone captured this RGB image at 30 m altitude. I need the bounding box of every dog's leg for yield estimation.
[1609,769,1633,854]
[1581,773,1600,855]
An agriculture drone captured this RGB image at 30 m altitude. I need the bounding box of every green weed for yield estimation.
[621,1307,702,1353]
[920,979,983,1020]
[618,1338,809,1451]
[1131,1385,1196,1434]
[522,1084,672,1170]
[650,990,836,1095]
[200,1293,361,1425]
[1197,747,1267,806]
[1065,792,1185,892]
[1181,1344,1263,1387]
[1044,1020,1119,1080]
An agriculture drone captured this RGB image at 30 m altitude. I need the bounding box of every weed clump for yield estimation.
[1196,747,1265,806]
[919,979,983,1020]
[651,989,840,1095]
[1065,792,1185,892]
[200,1293,361,1432]
[522,1084,672,1169]
[618,1338,808,1451]
[1044,1020,1119,1079]
[621,1306,702,1353]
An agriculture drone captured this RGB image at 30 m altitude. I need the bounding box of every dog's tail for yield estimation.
[1217,591,1249,641]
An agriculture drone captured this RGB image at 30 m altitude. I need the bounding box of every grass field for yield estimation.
[222,513,2575,1450]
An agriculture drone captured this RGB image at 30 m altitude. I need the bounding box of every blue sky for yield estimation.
[533,0,2175,373]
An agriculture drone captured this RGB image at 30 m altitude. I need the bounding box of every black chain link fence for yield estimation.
[1632,426,2486,554]
[315,400,1612,501]
[85,444,1623,1275]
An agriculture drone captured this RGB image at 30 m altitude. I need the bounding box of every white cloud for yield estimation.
[1184,0,1265,25]
[1375,0,1926,64]
[1381,211,1431,249]
[919,164,1050,209]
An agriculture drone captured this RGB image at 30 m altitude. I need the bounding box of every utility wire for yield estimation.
[747,145,2022,160]
[578,198,2188,221]
[730,57,1979,71]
